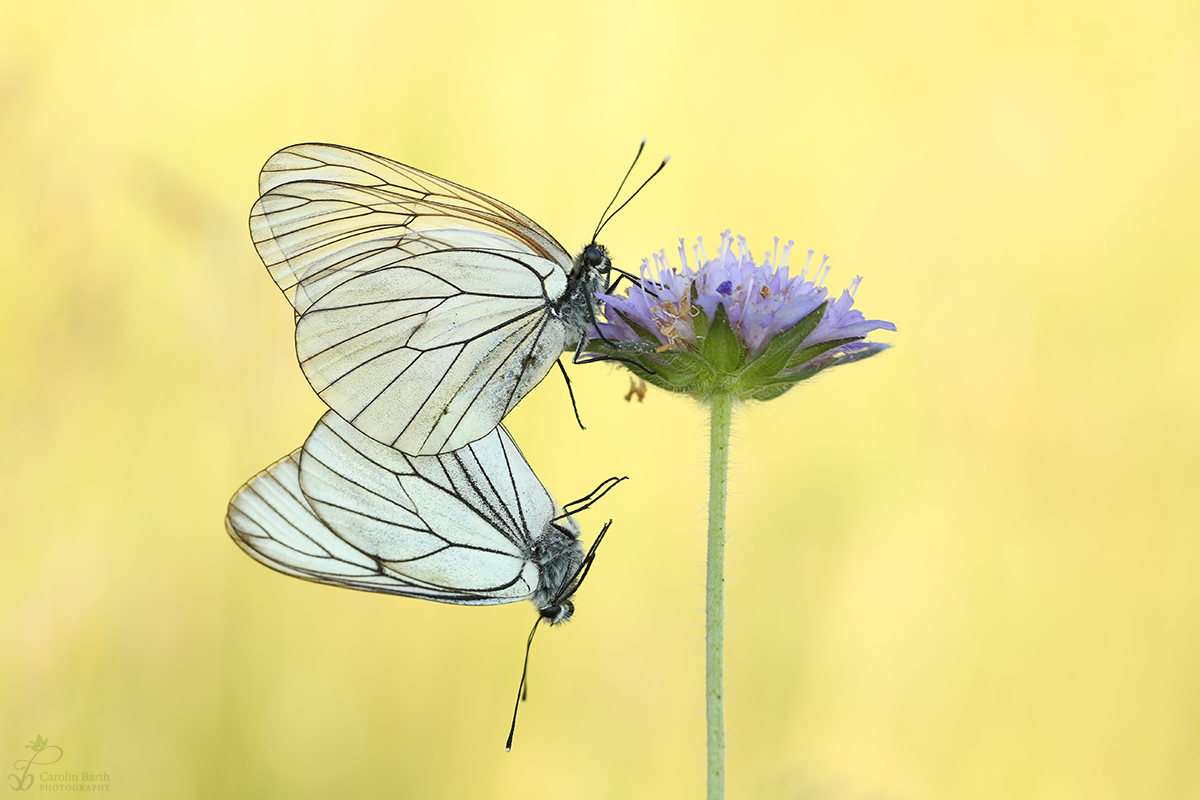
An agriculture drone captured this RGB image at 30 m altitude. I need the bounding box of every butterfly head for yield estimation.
[538,600,575,625]
[583,242,609,270]
[574,242,612,287]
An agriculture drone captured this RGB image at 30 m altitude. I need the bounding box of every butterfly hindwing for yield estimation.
[225,411,582,609]
[293,249,571,454]
[225,451,464,597]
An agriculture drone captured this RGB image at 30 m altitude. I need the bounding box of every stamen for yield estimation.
[814,255,831,287]
[800,249,816,282]
[781,240,795,270]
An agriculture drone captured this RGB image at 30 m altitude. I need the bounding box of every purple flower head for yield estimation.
[587,231,895,402]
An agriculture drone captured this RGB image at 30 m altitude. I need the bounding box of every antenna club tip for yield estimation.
[662,155,672,164]
[640,137,648,144]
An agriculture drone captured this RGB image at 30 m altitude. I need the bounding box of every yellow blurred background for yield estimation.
[2,0,1197,797]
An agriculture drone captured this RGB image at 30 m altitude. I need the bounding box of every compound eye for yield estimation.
[539,601,575,624]
[584,244,605,268]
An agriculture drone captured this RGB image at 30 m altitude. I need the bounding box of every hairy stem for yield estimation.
[706,391,733,800]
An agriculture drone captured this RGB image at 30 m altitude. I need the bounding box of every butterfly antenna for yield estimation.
[593,152,671,242]
[559,476,627,518]
[506,617,543,752]
[592,139,647,243]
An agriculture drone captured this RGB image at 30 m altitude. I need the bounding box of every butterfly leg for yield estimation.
[555,358,586,432]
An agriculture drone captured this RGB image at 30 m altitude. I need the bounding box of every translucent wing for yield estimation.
[225,451,479,598]
[251,142,572,313]
[225,412,584,610]
[250,144,584,455]
[294,248,574,455]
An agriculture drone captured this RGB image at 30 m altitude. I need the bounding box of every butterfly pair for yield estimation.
[226,145,652,749]
[226,143,628,625]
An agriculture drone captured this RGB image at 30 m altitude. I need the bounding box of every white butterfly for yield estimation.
[225,411,616,622]
[249,143,619,456]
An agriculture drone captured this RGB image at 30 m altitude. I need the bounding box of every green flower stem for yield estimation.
[706,391,733,800]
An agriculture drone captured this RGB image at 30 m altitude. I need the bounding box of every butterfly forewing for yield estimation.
[250,143,592,455]
[252,143,571,313]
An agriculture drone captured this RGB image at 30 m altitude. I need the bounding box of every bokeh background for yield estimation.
[2,0,1198,797]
